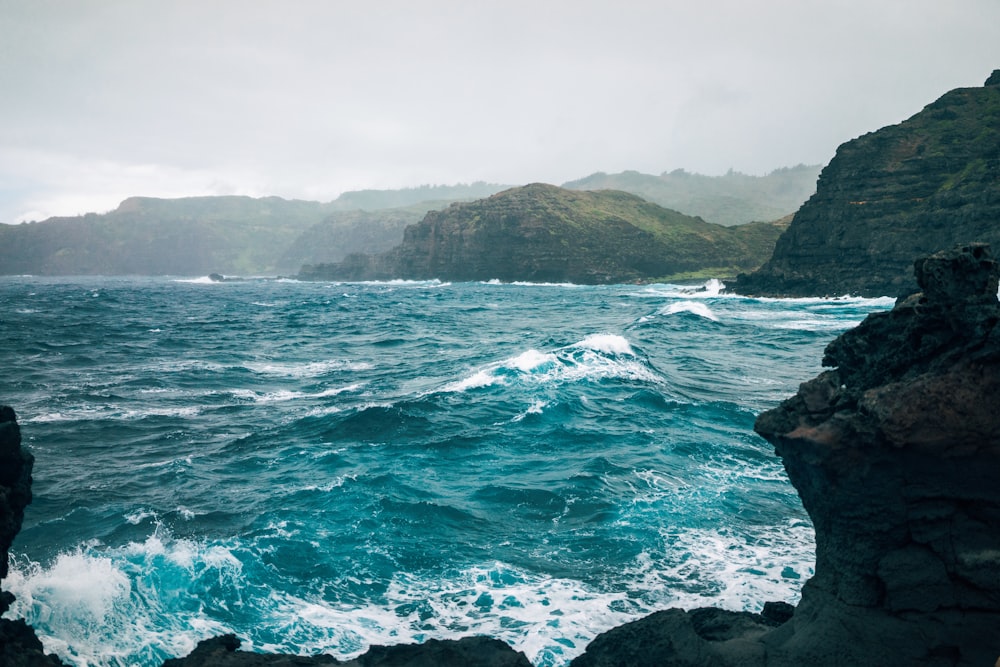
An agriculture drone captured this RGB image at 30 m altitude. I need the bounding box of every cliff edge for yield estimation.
[571,243,1000,666]
[733,71,1000,297]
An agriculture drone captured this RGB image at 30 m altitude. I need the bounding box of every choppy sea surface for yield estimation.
[0,276,894,666]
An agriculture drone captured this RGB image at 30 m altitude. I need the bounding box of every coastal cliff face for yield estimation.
[734,71,1000,297]
[299,184,785,284]
[0,407,63,666]
[571,243,1000,666]
[754,242,1000,665]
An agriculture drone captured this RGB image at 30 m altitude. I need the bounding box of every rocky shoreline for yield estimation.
[3,244,999,665]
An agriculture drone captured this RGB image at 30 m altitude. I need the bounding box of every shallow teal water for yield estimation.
[0,276,893,666]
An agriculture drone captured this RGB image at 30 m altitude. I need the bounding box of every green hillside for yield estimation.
[301,184,787,284]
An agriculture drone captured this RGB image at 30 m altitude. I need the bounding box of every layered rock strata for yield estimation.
[571,243,1000,666]
[734,71,1000,297]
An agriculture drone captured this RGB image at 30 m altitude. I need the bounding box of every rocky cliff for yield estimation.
[0,407,63,666]
[570,243,1000,666]
[299,184,785,283]
[733,71,1000,297]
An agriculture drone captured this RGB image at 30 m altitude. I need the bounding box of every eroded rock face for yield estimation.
[756,243,1000,665]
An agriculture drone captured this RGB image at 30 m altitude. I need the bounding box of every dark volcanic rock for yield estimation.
[162,634,532,667]
[757,243,1000,665]
[570,244,1000,666]
[0,407,64,666]
[0,406,32,597]
[734,71,1000,297]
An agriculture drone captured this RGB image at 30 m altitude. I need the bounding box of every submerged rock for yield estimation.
[570,243,1000,666]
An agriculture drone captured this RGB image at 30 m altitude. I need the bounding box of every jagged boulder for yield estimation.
[734,71,1000,297]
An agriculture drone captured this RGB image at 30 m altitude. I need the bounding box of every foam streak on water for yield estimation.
[0,276,893,666]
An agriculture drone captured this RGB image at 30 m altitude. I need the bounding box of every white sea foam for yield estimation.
[171,276,219,284]
[635,278,727,299]
[244,360,372,377]
[512,400,549,422]
[753,294,896,307]
[254,563,636,666]
[228,383,362,404]
[571,333,634,356]
[632,522,814,612]
[6,512,813,667]
[443,333,663,394]
[658,301,720,321]
[510,349,559,372]
[24,404,200,423]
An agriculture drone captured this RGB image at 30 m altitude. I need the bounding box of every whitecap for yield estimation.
[572,334,635,356]
[510,349,558,373]
[658,301,720,321]
[512,400,549,422]
[124,509,158,525]
[244,360,372,377]
[635,278,727,299]
[171,276,219,284]
[443,333,664,393]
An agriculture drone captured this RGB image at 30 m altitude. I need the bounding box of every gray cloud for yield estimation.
[2,0,999,222]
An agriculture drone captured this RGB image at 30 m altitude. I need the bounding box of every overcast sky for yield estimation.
[1,1,999,223]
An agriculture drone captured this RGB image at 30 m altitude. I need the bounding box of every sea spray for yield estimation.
[0,276,893,666]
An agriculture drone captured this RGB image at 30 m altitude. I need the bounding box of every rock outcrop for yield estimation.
[733,71,1000,297]
[299,184,786,284]
[162,634,532,667]
[570,243,1000,666]
[0,407,64,666]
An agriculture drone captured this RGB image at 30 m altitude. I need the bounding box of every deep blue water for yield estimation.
[0,276,893,666]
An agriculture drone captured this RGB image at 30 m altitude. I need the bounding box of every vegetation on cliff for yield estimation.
[562,165,820,227]
[299,184,788,284]
[734,70,1000,297]
[0,192,489,277]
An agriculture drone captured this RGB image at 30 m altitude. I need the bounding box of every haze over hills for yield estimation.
[299,184,788,284]
[734,70,1000,297]
[563,164,821,227]
[0,171,813,277]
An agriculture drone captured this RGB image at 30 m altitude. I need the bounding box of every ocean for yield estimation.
[0,276,894,666]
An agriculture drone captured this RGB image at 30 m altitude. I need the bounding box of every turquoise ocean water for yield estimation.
[0,276,893,666]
